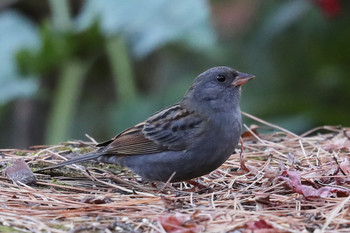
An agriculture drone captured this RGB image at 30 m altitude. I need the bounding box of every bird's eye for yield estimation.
[216,75,226,82]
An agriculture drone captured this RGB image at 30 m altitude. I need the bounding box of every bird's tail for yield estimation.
[35,150,104,172]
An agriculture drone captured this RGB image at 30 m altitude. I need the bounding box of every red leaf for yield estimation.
[158,213,202,233]
[313,0,340,17]
[280,170,349,198]
[246,219,278,232]
[247,219,274,230]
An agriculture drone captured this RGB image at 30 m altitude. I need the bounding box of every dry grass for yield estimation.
[1,114,350,233]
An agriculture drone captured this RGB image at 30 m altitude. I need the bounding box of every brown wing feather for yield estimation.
[101,123,165,155]
[97,104,206,156]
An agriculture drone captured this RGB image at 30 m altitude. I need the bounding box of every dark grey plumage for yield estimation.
[37,66,254,182]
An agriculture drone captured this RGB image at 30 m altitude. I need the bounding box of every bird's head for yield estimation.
[182,66,255,113]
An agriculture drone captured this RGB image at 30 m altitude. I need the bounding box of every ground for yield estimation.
[1,116,350,233]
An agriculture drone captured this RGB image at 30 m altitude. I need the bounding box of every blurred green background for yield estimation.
[0,0,349,149]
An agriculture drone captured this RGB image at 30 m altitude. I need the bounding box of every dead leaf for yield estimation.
[280,170,349,198]
[263,164,279,179]
[340,158,350,174]
[158,213,203,233]
[246,219,275,233]
[81,196,113,204]
[322,137,350,152]
[4,159,37,184]
[241,124,260,140]
[240,148,258,175]
[287,152,301,166]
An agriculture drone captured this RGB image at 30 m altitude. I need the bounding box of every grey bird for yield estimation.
[37,67,254,182]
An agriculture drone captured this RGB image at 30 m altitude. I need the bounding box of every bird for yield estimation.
[37,66,254,182]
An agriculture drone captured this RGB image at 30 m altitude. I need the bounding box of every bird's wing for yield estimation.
[143,104,207,150]
[99,104,207,155]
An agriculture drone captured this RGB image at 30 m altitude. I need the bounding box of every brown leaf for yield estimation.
[241,124,259,139]
[4,159,37,184]
[81,196,113,204]
[239,146,257,175]
[263,164,279,179]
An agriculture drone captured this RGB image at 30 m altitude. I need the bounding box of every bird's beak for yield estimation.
[232,72,255,86]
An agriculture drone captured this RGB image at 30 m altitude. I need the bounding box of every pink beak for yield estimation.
[232,72,255,86]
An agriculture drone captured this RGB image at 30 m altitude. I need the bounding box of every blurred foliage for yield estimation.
[243,0,350,131]
[0,0,349,148]
[0,10,39,105]
[76,0,215,57]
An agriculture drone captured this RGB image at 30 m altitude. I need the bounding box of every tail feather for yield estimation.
[35,151,104,172]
